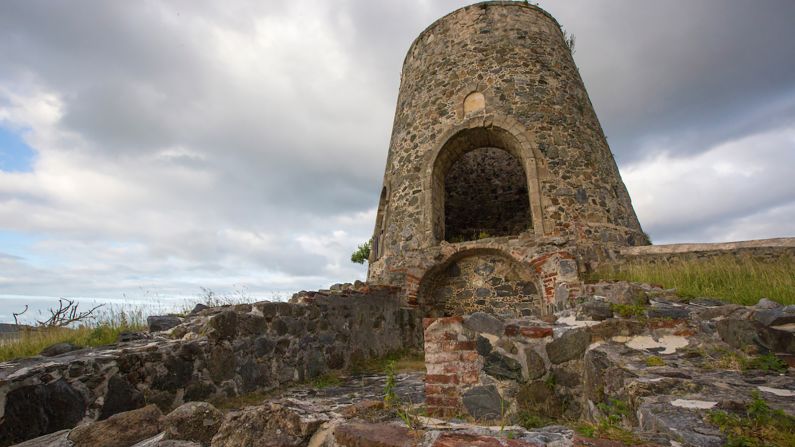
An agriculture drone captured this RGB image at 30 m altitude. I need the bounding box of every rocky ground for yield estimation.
[6,281,795,446]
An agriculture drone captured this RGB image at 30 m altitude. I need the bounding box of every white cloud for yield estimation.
[623,126,795,243]
[0,0,793,318]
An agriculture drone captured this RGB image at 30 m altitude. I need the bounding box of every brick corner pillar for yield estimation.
[423,316,482,418]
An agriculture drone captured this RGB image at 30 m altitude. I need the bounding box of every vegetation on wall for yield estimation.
[351,241,371,264]
[590,255,795,306]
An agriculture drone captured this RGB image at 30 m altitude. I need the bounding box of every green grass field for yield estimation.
[0,307,146,363]
[591,255,795,306]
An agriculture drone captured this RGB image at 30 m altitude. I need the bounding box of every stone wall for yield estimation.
[422,292,795,437]
[418,252,541,318]
[617,237,795,265]
[368,1,647,287]
[0,288,422,446]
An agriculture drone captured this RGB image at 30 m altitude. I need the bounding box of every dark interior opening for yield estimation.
[444,147,530,242]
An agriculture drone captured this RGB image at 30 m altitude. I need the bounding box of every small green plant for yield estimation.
[350,241,371,264]
[477,231,491,240]
[576,399,644,444]
[544,373,556,389]
[743,353,788,373]
[575,423,596,438]
[597,398,631,427]
[611,303,646,319]
[383,360,398,408]
[310,372,341,389]
[646,355,665,367]
[708,391,795,446]
[516,410,554,429]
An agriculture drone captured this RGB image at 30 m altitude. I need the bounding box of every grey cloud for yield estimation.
[0,0,792,312]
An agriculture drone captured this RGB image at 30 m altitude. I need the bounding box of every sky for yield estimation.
[0,0,794,321]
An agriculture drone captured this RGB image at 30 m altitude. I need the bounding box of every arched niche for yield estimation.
[428,126,542,243]
[417,249,541,318]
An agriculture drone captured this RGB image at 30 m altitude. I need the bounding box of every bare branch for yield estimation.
[36,298,104,327]
[13,305,28,327]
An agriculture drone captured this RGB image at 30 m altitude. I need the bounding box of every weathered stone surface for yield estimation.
[432,433,542,447]
[464,312,505,336]
[11,430,70,447]
[756,298,782,309]
[484,351,522,380]
[546,328,591,364]
[462,385,502,420]
[210,401,327,447]
[755,307,795,327]
[131,433,202,447]
[0,379,86,446]
[637,400,724,447]
[333,422,417,447]
[577,301,613,321]
[524,349,546,380]
[148,315,183,333]
[163,402,222,446]
[98,374,145,420]
[206,310,237,340]
[190,304,209,314]
[583,282,649,306]
[40,342,82,357]
[68,404,163,447]
[646,305,690,320]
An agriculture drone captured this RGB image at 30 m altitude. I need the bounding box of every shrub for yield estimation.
[351,241,371,264]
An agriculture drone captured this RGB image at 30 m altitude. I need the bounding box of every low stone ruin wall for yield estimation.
[617,237,795,265]
[422,283,795,445]
[0,287,422,446]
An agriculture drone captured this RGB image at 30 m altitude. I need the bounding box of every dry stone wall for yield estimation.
[0,287,422,446]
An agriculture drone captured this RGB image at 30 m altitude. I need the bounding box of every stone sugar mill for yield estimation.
[367,1,646,318]
[0,2,792,447]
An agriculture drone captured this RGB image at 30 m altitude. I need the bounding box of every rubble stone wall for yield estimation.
[618,237,795,265]
[0,288,422,446]
[368,1,647,287]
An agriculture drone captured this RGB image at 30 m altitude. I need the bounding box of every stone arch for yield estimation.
[416,248,542,318]
[424,120,544,243]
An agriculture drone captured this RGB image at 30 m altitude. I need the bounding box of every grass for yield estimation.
[708,392,795,446]
[574,398,646,445]
[350,349,425,375]
[591,255,795,306]
[0,306,146,362]
[710,351,789,373]
[311,372,342,389]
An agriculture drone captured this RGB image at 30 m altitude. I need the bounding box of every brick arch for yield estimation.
[416,248,542,318]
[423,117,545,244]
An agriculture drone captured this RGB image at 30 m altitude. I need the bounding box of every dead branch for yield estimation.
[36,298,104,328]
[13,305,28,326]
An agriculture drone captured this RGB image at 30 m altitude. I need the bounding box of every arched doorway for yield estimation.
[430,126,536,243]
[417,249,541,318]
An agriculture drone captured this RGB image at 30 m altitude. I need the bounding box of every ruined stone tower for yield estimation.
[368,2,646,317]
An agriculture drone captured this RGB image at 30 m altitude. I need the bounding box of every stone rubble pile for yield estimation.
[423,282,794,446]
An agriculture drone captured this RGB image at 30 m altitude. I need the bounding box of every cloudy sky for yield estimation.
[1,0,794,320]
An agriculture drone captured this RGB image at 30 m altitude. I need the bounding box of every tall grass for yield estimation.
[590,255,795,306]
[0,306,146,363]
